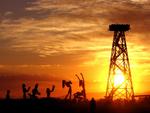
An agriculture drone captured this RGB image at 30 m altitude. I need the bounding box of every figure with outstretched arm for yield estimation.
[46,85,55,98]
[80,73,86,99]
[75,73,86,100]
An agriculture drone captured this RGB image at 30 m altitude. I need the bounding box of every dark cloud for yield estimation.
[0,37,16,47]
[0,72,61,82]
[0,0,50,20]
[103,4,150,33]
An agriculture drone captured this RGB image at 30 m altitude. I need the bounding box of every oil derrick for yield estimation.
[105,24,134,101]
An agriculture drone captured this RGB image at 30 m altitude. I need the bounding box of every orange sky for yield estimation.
[0,0,150,99]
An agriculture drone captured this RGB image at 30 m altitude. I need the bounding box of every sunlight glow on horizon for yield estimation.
[114,70,125,87]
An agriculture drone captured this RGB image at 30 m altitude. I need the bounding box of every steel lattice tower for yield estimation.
[105,24,134,101]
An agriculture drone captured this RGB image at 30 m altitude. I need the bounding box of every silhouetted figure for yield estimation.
[90,98,96,113]
[62,80,72,100]
[22,83,30,99]
[29,83,40,99]
[46,85,55,98]
[73,90,84,102]
[6,90,10,99]
[75,73,86,101]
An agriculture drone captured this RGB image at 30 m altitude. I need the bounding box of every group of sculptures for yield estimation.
[6,73,87,102]
[23,83,55,99]
[6,83,55,100]
[62,73,86,101]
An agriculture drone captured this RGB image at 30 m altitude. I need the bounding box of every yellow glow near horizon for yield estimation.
[114,69,125,87]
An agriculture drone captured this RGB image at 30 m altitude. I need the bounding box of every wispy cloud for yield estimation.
[0,0,149,64]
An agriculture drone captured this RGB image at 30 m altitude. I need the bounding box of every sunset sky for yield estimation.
[0,0,150,99]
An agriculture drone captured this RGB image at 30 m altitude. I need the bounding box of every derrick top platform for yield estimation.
[109,24,130,31]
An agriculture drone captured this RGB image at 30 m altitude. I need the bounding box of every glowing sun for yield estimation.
[114,70,125,86]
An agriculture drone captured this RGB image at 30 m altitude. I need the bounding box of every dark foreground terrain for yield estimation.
[0,98,150,113]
